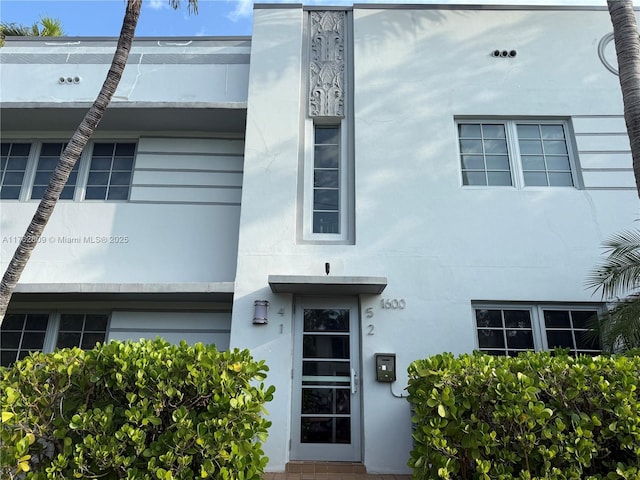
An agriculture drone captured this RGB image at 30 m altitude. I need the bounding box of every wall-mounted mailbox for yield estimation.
[375,353,396,382]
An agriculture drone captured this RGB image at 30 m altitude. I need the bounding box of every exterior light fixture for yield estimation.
[253,300,269,325]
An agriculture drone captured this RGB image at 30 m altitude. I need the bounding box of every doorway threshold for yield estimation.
[285,461,367,475]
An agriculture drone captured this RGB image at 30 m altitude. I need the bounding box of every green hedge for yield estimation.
[1,338,274,480]
[407,351,640,480]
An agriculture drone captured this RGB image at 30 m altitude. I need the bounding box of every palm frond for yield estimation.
[586,229,640,299]
[586,296,640,352]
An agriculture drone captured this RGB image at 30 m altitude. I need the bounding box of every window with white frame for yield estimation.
[458,120,576,188]
[86,142,135,201]
[474,304,600,356]
[0,140,136,201]
[313,125,341,234]
[302,122,353,243]
[1,142,32,200]
[31,142,80,200]
[0,312,109,367]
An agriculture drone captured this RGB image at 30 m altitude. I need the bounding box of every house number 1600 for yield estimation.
[380,298,406,309]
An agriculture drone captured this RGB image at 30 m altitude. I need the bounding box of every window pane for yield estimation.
[487,171,512,186]
[21,332,46,350]
[544,310,571,328]
[522,155,545,171]
[303,361,351,377]
[303,335,349,359]
[56,332,82,349]
[1,332,22,348]
[88,171,109,185]
[541,125,565,139]
[60,314,85,331]
[85,186,107,200]
[504,310,532,329]
[25,314,49,330]
[461,155,484,170]
[483,139,508,154]
[517,125,541,138]
[107,187,130,200]
[3,314,26,330]
[304,309,349,332]
[314,146,339,168]
[545,156,571,171]
[476,309,503,328]
[519,140,543,155]
[485,155,510,170]
[90,157,112,171]
[543,140,568,155]
[523,172,548,186]
[571,311,598,329]
[315,127,339,145]
[314,170,339,188]
[81,332,106,349]
[548,172,573,186]
[478,329,505,349]
[459,124,481,137]
[314,189,339,210]
[115,143,136,156]
[92,143,114,156]
[86,314,109,331]
[0,142,31,200]
[110,171,132,186]
[460,139,483,154]
[31,143,79,200]
[546,330,574,349]
[313,212,339,234]
[506,330,534,349]
[481,124,506,138]
[462,171,487,186]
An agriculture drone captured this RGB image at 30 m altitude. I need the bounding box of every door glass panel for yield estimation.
[301,417,351,444]
[300,308,352,446]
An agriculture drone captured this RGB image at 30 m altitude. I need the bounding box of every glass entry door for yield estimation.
[290,298,361,462]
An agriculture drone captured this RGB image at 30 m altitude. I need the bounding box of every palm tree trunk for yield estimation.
[608,0,640,198]
[0,0,142,324]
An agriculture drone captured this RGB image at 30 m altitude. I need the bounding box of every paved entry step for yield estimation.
[285,462,367,474]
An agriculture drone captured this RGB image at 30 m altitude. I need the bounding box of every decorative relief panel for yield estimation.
[309,10,345,118]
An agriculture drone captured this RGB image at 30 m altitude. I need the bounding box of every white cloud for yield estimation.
[148,0,168,10]
[227,0,253,22]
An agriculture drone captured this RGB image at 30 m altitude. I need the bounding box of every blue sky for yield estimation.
[0,0,623,38]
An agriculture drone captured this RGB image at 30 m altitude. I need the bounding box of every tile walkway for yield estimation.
[261,463,411,480]
[261,474,411,480]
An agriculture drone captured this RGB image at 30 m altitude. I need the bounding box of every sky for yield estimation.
[0,0,626,38]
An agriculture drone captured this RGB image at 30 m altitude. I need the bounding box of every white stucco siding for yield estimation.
[0,202,240,283]
[108,311,231,350]
[130,137,244,204]
[234,6,639,474]
[0,39,250,105]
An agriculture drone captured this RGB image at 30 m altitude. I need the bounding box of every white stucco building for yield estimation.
[1,2,638,474]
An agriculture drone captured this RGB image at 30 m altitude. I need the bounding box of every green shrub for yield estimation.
[407,351,640,480]
[0,338,274,480]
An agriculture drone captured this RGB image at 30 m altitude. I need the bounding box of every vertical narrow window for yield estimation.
[458,123,511,186]
[313,126,341,234]
[0,313,49,366]
[0,142,31,199]
[31,142,80,200]
[517,124,573,187]
[85,142,135,200]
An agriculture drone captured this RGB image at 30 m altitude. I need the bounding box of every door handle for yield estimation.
[351,368,358,394]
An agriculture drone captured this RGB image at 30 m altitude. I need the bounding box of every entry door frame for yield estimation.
[290,296,362,462]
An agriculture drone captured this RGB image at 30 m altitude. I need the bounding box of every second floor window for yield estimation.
[0,140,136,202]
[313,126,341,234]
[458,120,577,188]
